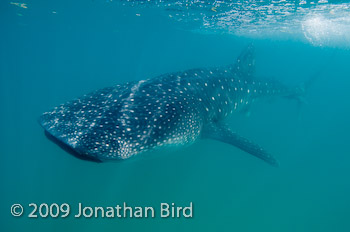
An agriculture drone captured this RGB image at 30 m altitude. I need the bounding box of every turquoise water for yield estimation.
[1,0,350,231]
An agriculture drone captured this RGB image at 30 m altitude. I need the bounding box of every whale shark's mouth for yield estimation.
[44,130,102,163]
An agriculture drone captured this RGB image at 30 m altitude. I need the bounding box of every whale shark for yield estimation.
[39,44,304,166]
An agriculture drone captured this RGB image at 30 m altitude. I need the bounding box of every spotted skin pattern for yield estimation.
[39,45,298,165]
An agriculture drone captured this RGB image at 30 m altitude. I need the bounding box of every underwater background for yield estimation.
[1,0,350,231]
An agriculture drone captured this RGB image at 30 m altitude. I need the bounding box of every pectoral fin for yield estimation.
[202,123,279,167]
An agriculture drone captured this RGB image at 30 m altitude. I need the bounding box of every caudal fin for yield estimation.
[292,49,338,118]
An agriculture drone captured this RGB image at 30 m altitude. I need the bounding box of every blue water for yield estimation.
[1,0,350,231]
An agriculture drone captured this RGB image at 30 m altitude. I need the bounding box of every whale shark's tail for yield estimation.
[285,49,338,118]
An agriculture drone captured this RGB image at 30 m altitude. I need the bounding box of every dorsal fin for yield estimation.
[231,43,255,80]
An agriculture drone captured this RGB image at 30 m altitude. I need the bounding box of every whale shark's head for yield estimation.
[43,130,103,163]
[39,112,191,163]
[38,97,195,163]
[39,77,203,162]
[39,99,202,163]
[42,127,144,163]
[39,114,140,163]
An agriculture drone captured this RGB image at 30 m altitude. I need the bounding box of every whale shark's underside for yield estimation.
[40,45,304,166]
